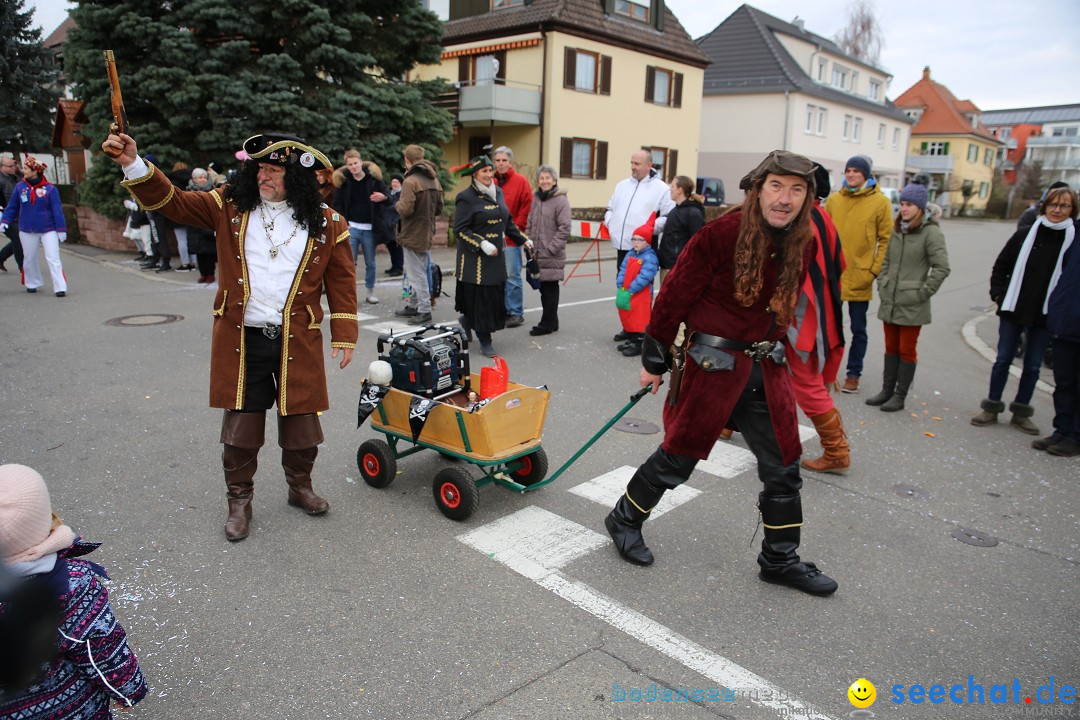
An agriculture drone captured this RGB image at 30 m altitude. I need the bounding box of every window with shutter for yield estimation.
[560,138,573,178]
[600,56,612,95]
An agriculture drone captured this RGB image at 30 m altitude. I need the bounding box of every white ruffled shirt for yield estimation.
[123,156,307,326]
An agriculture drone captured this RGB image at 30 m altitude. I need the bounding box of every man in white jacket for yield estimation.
[604,150,675,269]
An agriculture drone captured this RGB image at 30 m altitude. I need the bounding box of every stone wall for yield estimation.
[75,206,129,251]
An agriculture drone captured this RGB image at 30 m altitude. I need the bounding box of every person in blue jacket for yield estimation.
[614,214,660,357]
[1037,189,1080,457]
[0,155,68,296]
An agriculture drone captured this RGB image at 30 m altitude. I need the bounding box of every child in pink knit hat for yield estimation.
[0,463,147,718]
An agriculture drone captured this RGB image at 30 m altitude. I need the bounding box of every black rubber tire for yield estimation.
[357,440,397,489]
[432,466,480,521]
[512,447,549,487]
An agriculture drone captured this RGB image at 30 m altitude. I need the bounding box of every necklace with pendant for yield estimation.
[258,202,299,259]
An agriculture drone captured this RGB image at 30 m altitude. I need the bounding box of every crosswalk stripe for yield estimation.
[458,506,837,720]
[567,465,701,516]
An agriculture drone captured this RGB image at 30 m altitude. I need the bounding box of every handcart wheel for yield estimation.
[432,467,480,521]
[512,447,549,487]
[357,440,397,489]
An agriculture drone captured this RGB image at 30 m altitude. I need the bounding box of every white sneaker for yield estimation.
[366,293,379,304]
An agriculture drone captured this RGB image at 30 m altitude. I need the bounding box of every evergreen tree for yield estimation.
[0,0,62,153]
[65,0,453,219]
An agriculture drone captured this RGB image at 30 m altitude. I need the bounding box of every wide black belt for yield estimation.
[689,331,776,361]
[246,323,282,340]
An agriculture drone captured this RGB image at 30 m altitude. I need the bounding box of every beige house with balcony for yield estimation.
[894,67,1003,216]
[412,0,709,207]
[695,5,913,204]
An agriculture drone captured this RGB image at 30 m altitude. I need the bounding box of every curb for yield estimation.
[962,312,1054,394]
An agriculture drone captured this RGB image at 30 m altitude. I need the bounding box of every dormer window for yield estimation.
[869,79,881,100]
[492,0,524,7]
[831,65,848,90]
[616,0,649,22]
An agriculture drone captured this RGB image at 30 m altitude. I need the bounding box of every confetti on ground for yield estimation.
[932,416,942,421]
[924,432,936,438]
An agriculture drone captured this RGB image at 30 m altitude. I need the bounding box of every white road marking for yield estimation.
[356,312,377,322]
[458,506,608,577]
[361,320,415,334]
[567,466,701,518]
[697,441,757,478]
[458,506,837,720]
[798,423,819,443]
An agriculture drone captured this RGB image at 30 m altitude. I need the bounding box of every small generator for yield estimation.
[377,324,471,398]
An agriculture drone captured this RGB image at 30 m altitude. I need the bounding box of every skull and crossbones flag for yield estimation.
[408,395,437,441]
[356,380,391,427]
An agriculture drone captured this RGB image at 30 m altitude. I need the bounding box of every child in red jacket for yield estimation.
[614,214,660,357]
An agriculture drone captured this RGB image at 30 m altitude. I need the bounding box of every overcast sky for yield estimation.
[27,0,1080,111]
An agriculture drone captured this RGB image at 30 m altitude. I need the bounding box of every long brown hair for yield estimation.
[731,180,814,326]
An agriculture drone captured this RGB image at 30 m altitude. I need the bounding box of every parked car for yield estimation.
[881,186,901,217]
[696,177,725,206]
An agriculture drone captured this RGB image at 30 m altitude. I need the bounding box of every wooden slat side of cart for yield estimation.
[370,373,550,462]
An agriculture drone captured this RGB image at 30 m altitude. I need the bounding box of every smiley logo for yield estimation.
[848,678,876,708]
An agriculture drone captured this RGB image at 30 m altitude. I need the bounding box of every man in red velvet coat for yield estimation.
[604,150,839,596]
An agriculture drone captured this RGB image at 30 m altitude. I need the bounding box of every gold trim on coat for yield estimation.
[278,239,316,416]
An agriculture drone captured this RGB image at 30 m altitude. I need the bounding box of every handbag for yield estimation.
[524,247,542,290]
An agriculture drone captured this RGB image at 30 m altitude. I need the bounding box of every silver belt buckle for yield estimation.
[745,341,774,361]
[262,324,281,340]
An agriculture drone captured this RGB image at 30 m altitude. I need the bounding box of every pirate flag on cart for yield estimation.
[408,396,437,441]
[357,380,391,427]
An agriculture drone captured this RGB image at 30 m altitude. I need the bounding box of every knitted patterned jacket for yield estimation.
[0,541,147,719]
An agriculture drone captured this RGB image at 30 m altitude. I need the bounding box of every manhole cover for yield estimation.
[104,314,184,327]
[951,527,998,547]
[613,417,660,434]
[893,484,931,500]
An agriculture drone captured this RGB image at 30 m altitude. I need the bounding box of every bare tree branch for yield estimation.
[833,0,884,66]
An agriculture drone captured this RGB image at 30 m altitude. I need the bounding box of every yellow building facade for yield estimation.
[904,135,999,214]
[414,1,708,208]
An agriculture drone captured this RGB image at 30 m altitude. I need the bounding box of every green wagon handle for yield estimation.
[519,381,662,491]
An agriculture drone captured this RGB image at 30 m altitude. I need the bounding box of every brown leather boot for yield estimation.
[220,410,266,541]
[801,408,850,475]
[279,413,329,515]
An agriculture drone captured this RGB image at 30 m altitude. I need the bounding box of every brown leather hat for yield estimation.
[739,150,816,191]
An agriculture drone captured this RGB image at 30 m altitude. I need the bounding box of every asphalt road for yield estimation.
[0,216,1075,720]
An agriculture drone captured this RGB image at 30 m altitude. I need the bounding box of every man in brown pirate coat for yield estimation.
[103,131,359,541]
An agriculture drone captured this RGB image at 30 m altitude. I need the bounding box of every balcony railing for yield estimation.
[1026,135,1080,147]
[444,79,541,126]
[906,154,955,173]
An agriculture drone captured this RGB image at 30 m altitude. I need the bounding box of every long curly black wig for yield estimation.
[224,160,325,233]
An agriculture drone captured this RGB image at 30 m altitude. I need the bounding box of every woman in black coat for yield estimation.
[657,175,705,283]
[452,155,532,358]
[971,186,1077,435]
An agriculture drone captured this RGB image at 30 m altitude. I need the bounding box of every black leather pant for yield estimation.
[616,363,805,570]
